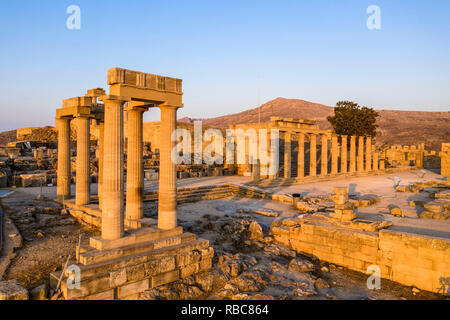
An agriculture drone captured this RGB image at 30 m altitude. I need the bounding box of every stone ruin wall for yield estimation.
[382,143,425,168]
[442,143,450,176]
[272,218,450,294]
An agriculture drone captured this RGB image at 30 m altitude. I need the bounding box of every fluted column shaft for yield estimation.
[56,117,71,201]
[98,122,104,210]
[373,151,379,171]
[297,133,305,178]
[266,130,272,178]
[158,105,178,230]
[365,137,372,171]
[380,158,385,170]
[309,133,317,177]
[357,136,365,172]
[268,130,279,179]
[331,135,338,174]
[102,98,125,240]
[284,132,291,178]
[349,136,356,173]
[321,134,328,176]
[125,107,146,224]
[341,135,348,174]
[75,116,90,205]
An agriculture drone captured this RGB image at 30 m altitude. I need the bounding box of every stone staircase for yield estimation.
[143,183,272,203]
[50,226,213,300]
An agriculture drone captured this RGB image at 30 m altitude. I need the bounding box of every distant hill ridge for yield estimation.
[179,97,450,151]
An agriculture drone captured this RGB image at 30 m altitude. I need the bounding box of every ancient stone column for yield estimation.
[101,96,126,240]
[331,134,338,174]
[268,129,279,180]
[158,105,178,230]
[380,158,386,170]
[125,105,147,225]
[75,115,91,205]
[357,136,365,172]
[309,133,317,177]
[284,132,291,178]
[297,133,305,178]
[98,121,104,210]
[349,136,356,173]
[252,159,261,181]
[56,117,71,201]
[365,137,372,171]
[267,130,273,179]
[321,134,328,176]
[341,135,348,174]
[373,150,379,171]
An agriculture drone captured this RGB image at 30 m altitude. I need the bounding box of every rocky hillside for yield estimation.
[0,130,17,146]
[180,98,450,151]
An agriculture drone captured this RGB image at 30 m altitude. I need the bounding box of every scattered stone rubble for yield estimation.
[0,280,28,300]
[395,178,450,220]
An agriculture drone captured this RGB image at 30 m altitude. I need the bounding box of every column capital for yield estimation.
[124,105,149,113]
[158,103,180,110]
[73,113,93,119]
[55,115,72,121]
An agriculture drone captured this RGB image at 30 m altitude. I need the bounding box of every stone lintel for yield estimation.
[63,96,92,108]
[270,116,317,126]
[89,226,184,251]
[272,127,329,135]
[109,84,183,108]
[55,106,91,119]
[98,94,130,102]
[107,67,182,94]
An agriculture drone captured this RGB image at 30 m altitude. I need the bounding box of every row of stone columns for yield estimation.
[56,115,91,205]
[280,132,381,179]
[56,97,179,240]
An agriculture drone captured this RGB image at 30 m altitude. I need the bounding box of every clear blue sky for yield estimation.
[0,0,449,131]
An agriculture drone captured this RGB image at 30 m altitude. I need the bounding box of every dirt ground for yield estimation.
[0,189,98,290]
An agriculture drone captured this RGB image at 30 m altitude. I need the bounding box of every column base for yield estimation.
[55,195,71,203]
[50,227,213,300]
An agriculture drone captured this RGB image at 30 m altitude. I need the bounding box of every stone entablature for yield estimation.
[108,68,183,107]
[270,117,319,131]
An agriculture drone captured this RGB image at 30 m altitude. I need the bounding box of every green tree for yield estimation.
[327,101,379,137]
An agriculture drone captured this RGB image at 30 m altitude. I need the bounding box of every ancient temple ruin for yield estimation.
[52,68,213,299]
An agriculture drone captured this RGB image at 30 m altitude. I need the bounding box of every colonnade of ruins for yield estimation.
[235,118,384,179]
[55,68,183,241]
[277,132,382,179]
